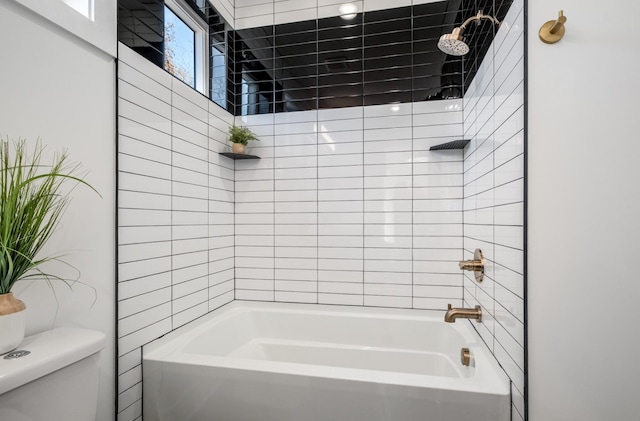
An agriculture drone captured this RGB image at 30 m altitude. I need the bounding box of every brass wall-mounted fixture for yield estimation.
[444,304,482,323]
[459,248,484,283]
[461,347,471,366]
[437,10,501,56]
[539,10,567,44]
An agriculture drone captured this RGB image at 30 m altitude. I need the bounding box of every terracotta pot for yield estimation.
[232,143,246,154]
[0,292,26,354]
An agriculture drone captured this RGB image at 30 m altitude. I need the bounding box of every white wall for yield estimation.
[117,43,235,421]
[528,1,640,420]
[463,1,525,419]
[12,0,117,56]
[0,2,116,421]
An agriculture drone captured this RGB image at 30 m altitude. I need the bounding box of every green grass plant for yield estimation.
[0,139,98,294]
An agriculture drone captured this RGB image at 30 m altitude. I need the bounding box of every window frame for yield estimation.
[164,0,209,95]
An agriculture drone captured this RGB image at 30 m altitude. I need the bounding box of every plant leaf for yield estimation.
[0,138,99,294]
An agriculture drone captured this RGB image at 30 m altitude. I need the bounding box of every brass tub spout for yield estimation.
[444,304,482,323]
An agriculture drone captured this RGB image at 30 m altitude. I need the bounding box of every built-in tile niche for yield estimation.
[232,0,514,114]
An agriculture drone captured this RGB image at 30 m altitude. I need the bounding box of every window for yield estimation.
[163,0,208,94]
[164,5,195,88]
[118,0,233,110]
[63,0,93,19]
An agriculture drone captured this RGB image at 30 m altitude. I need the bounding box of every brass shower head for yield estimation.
[437,10,500,56]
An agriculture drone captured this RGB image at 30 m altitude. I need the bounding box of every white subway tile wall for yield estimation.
[234,99,464,307]
[116,0,525,418]
[462,0,525,419]
[117,43,235,421]
[235,0,273,29]
[235,112,275,301]
[317,107,364,305]
[210,0,234,25]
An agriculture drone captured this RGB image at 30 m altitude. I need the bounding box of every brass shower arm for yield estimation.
[459,11,500,32]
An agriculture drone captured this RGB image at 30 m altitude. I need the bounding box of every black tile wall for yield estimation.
[318,15,363,109]
[231,25,275,115]
[118,0,165,67]
[118,0,233,110]
[232,0,513,115]
[118,0,513,116]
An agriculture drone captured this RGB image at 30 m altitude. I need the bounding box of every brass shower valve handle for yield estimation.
[458,249,484,283]
[459,260,483,271]
[539,10,567,44]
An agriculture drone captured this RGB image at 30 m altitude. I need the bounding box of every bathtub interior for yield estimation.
[145,302,514,390]
[180,307,476,379]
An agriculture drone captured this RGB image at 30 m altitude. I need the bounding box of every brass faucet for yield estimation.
[444,304,482,323]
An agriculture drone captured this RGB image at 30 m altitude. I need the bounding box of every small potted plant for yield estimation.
[228,124,258,154]
[0,139,97,353]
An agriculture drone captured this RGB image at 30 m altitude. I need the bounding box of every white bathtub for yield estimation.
[143,302,510,421]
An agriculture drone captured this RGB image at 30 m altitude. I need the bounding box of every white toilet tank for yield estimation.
[0,328,106,421]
